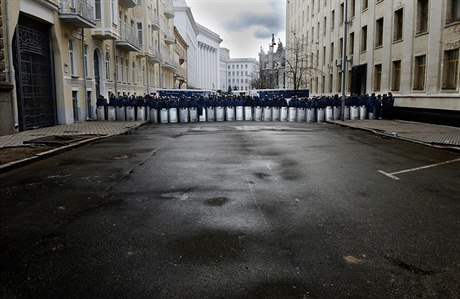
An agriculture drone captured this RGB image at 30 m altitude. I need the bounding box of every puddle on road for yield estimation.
[204,197,229,206]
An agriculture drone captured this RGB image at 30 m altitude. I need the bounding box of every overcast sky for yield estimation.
[185,0,286,59]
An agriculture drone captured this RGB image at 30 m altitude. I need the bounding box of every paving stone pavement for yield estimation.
[330,119,460,149]
[0,121,147,148]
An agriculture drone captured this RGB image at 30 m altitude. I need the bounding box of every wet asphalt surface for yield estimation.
[1,122,459,298]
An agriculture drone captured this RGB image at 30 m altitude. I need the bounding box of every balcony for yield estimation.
[116,25,141,52]
[164,2,175,19]
[119,0,138,9]
[151,14,161,30]
[138,49,162,63]
[59,0,96,28]
[164,30,176,44]
[161,56,179,71]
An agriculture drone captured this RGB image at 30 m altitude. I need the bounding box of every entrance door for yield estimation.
[13,15,56,131]
[94,50,101,98]
[351,64,367,95]
[72,91,79,121]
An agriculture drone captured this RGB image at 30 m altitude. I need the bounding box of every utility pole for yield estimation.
[341,0,348,121]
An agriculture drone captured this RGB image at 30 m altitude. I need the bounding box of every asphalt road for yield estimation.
[1,122,459,298]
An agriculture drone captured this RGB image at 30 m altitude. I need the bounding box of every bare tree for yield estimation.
[285,31,323,91]
[249,70,269,89]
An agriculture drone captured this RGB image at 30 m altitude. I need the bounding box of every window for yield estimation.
[228,71,231,76]
[350,0,356,17]
[69,40,76,76]
[443,49,459,89]
[417,0,429,33]
[394,9,403,41]
[95,0,101,19]
[111,0,116,25]
[84,44,88,77]
[245,65,248,69]
[137,23,143,46]
[329,74,333,93]
[349,32,355,55]
[228,79,231,84]
[237,65,239,69]
[374,64,382,91]
[228,65,230,69]
[121,57,124,81]
[331,10,335,30]
[329,42,335,63]
[323,46,326,65]
[322,76,326,93]
[413,55,426,90]
[338,71,342,92]
[232,65,235,69]
[105,52,110,80]
[316,50,319,67]
[447,0,460,23]
[392,60,401,91]
[362,0,368,11]
[339,38,343,59]
[361,26,367,52]
[132,62,136,83]
[126,60,129,83]
[375,18,384,47]
[340,3,344,24]
[323,17,327,35]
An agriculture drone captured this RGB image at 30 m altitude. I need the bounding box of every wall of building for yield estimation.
[197,23,222,90]
[286,0,460,111]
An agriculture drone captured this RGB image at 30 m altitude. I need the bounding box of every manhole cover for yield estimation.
[23,135,95,146]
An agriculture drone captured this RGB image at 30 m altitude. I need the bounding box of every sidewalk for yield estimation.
[329,119,460,150]
[0,121,147,172]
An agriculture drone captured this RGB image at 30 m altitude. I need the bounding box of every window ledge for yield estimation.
[362,8,368,13]
[415,30,429,37]
[71,75,80,79]
[392,39,403,44]
[445,19,460,28]
[374,45,383,50]
[441,87,459,92]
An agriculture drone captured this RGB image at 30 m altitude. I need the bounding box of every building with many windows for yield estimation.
[286,0,460,113]
[219,47,230,92]
[0,0,194,135]
[226,58,259,92]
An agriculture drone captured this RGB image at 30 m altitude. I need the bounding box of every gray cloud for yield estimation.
[254,29,273,39]
[224,11,284,38]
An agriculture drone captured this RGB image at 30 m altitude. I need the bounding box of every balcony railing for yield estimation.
[116,25,140,52]
[59,0,95,28]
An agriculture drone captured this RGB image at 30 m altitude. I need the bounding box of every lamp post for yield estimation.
[341,0,349,121]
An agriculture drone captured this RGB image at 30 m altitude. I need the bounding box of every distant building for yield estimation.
[219,48,231,92]
[286,0,460,113]
[173,0,199,88]
[259,36,285,89]
[197,23,222,90]
[226,58,259,92]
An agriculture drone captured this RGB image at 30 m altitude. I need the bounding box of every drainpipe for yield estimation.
[5,0,19,130]
[81,28,89,119]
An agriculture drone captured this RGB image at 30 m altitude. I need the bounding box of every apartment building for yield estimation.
[286,0,460,112]
[0,0,184,134]
[220,47,230,92]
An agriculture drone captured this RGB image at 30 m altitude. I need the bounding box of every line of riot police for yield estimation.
[96,92,394,123]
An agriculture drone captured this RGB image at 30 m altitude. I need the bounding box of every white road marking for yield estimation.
[266,163,272,170]
[379,158,460,180]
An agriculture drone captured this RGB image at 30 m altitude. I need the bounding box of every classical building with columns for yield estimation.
[197,23,222,90]
[286,0,460,117]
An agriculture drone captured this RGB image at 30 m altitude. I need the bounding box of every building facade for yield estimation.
[259,40,286,89]
[219,47,230,92]
[226,58,259,92]
[173,0,199,88]
[286,0,460,112]
[197,23,222,90]
[0,0,186,135]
